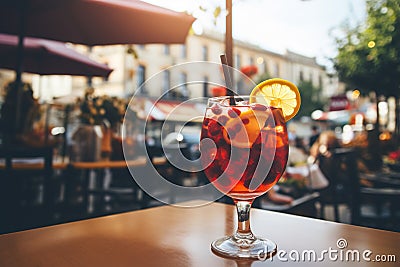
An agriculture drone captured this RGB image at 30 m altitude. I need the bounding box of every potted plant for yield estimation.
[71,88,126,161]
[0,81,41,146]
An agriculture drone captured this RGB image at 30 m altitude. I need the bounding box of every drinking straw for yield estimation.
[220,54,236,105]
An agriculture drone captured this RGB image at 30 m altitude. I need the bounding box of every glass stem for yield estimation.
[234,200,255,243]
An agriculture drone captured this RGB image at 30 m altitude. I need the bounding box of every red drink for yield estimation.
[200,101,288,200]
[202,79,300,259]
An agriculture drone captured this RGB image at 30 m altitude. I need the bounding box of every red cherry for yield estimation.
[208,119,222,135]
[211,105,222,115]
[252,103,268,111]
[242,118,250,125]
[228,108,241,118]
[218,115,229,126]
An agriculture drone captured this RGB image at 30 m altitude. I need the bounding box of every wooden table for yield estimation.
[0,156,166,170]
[0,201,398,266]
[360,172,400,188]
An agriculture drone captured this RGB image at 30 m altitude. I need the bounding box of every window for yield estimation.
[249,57,254,65]
[164,45,170,55]
[263,60,268,74]
[236,79,244,95]
[202,45,208,61]
[163,69,171,97]
[180,72,188,98]
[181,44,187,58]
[203,76,209,97]
[274,63,280,76]
[235,53,241,69]
[299,70,304,81]
[137,64,146,94]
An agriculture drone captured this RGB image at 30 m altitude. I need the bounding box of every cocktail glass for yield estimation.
[200,95,289,259]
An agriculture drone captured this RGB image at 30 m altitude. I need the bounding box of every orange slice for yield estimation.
[223,109,269,148]
[250,78,301,121]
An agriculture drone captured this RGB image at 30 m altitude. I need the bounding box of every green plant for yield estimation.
[79,88,126,128]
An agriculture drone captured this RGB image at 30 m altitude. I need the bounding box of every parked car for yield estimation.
[162,131,201,160]
[157,128,209,186]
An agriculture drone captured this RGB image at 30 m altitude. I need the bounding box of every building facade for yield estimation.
[110,31,338,100]
[0,31,339,103]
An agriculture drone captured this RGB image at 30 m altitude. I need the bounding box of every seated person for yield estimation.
[267,188,293,204]
[253,188,293,208]
[288,137,308,166]
[309,131,341,162]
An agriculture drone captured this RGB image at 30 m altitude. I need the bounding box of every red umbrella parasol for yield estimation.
[0,0,195,46]
[0,0,195,137]
[0,33,112,77]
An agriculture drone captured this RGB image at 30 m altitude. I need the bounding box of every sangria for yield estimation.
[200,78,300,259]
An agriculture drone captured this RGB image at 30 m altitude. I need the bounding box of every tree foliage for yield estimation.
[333,0,400,97]
[296,80,325,118]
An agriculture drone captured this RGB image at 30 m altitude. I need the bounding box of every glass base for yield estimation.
[211,235,277,259]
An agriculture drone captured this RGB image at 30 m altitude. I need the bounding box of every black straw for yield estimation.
[220,54,236,105]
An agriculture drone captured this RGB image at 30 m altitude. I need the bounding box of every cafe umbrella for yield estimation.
[0,0,195,46]
[0,0,194,80]
[0,33,113,77]
[0,0,195,136]
[0,33,113,146]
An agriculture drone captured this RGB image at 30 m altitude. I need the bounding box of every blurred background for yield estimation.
[0,0,399,234]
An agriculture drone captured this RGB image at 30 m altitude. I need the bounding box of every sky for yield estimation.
[143,0,367,70]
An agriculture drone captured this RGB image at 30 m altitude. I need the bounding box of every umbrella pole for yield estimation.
[87,46,93,87]
[225,0,233,68]
[14,0,28,140]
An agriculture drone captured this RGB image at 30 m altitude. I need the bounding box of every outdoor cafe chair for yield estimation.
[329,148,400,231]
[0,145,56,233]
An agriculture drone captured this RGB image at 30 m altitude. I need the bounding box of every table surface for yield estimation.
[0,201,398,267]
[360,172,400,187]
[0,156,166,170]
